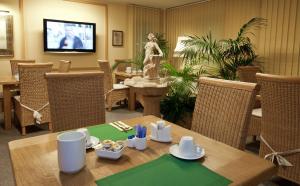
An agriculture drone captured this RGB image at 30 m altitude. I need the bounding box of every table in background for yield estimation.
[0,76,18,130]
[9,115,276,186]
[114,72,142,83]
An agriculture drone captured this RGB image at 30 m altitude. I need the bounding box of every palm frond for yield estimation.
[237,17,267,38]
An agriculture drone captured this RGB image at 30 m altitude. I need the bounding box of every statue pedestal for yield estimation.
[128,85,168,117]
[143,78,160,84]
[143,55,161,80]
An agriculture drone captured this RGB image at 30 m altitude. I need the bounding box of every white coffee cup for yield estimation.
[178,136,197,156]
[76,128,91,146]
[157,120,165,129]
[125,67,132,74]
[135,137,147,150]
[57,131,86,173]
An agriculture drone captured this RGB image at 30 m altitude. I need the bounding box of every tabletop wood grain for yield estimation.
[8,115,276,186]
[0,76,18,85]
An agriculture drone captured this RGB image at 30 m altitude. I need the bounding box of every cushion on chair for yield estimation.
[14,95,20,102]
[252,108,262,117]
[113,84,128,90]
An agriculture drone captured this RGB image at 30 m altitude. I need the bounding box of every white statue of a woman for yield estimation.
[143,33,163,80]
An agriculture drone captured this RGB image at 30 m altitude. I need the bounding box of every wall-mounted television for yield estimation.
[43,19,96,52]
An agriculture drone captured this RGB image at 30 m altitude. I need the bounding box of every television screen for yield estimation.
[43,19,96,52]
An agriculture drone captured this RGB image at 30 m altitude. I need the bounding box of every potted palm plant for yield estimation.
[182,17,266,80]
[160,17,266,127]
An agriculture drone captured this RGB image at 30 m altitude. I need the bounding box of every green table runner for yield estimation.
[96,154,232,186]
[88,124,135,141]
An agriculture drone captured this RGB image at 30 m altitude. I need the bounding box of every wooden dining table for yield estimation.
[0,75,18,130]
[8,115,276,186]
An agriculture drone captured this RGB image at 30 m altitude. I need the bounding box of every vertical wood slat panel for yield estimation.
[291,0,300,76]
[280,0,291,75]
[274,0,283,75]
[285,0,297,76]
[165,0,300,76]
[129,5,162,56]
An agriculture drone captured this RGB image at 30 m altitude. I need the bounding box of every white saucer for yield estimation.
[86,136,99,149]
[150,135,172,143]
[169,144,205,160]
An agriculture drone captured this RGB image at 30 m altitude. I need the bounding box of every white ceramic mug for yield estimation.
[57,131,86,174]
[178,136,197,156]
[76,128,91,146]
[135,137,147,150]
[125,67,132,74]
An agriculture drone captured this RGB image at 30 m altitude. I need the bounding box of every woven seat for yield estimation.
[58,60,71,72]
[191,77,258,150]
[45,72,105,132]
[98,60,129,111]
[237,65,262,137]
[257,73,300,184]
[14,63,53,135]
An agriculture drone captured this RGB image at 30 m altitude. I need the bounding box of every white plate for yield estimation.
[150,135,172,143]
[86,136,99,149]
[169,144,205,160]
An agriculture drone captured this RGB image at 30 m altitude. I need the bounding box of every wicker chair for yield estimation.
[257,73,300,184]
[115,59,131,72]
[58,60,71,72]
[98,60,129,111]
[10,59,36,77]
[45,72,105,132]
[191,77,259,150]
[237,66,262,137]
[14,63,53,135]
[10,59,36,97]
[237,66,261,83]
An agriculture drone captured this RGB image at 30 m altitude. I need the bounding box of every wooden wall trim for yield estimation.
[63,0,106,6]
[166,0,211,10]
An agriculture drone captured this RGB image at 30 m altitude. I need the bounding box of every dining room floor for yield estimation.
[0,108,297,186]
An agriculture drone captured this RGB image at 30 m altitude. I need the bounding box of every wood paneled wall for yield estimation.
[258,0,300,76]
[128,5,163,57]
[165,0,300,76]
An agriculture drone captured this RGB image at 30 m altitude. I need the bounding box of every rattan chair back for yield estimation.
[237,66,261,83]
[58,60,71,72]
[191,77,258,150]
[115,59,131,72]
[18,63,53,125]
[45,72,105,132]
[10,59,35,76]
[98,60,113,93]
[257,73,300,184]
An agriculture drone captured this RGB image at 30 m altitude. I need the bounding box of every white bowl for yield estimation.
[95,145,125,160]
